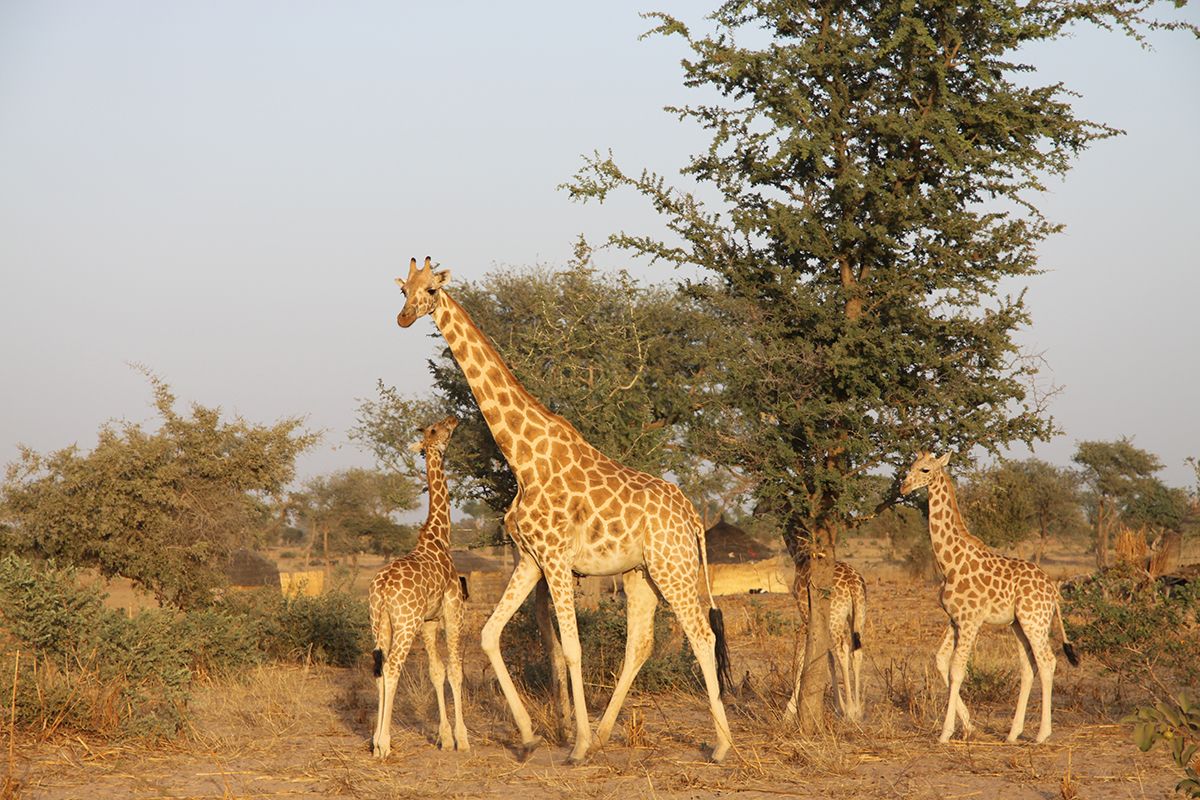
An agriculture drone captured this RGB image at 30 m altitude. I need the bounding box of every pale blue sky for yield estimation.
[1,2,1197,491]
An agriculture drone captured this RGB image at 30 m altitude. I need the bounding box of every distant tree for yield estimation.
[0,375,316,608]
[959,458,1085,562]
[355,250,711,514]
[290,468,420,569]
[1122,477,1190,534]
[565,0,1194,730]
[1074,438,1163,568]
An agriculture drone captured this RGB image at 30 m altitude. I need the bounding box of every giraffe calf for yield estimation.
[368,416,469,758]
[787,560,867,722]
[902,452,1079,744]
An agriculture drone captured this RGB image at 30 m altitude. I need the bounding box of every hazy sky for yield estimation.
[2,2,1197,492]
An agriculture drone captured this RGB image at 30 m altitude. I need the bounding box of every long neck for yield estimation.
[419,449,451,548]
[926,471,977,573]
[432,292,581,473]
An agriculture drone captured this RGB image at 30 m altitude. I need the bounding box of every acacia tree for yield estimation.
[1,376,316,608]
[354,250,713,516]
[959,458,1084,562]
[567,0,1195,730]
[1073,438,1164,567]
[290,468,419,572]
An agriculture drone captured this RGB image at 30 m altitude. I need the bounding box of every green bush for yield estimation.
[1129,695,1200,797]
[0,556,370,740]
[1062,563,1200,694]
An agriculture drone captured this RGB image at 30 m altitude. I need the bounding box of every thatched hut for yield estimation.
[703,518,791,595]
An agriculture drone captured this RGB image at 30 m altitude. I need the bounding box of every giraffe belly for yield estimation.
[571,539,643,577]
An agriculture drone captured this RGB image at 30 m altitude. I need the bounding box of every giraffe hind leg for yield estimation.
[443,583,470,750]
[1028,620,1058,743]
[646,557,733,763]
[1007,621,1036,742]
[373,618,421,759]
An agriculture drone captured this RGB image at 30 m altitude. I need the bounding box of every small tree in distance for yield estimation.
[1074,438,1164,568]
[959,458,1085,562]
[1,373,317,608]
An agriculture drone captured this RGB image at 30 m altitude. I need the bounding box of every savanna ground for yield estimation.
[5,539,1194,800]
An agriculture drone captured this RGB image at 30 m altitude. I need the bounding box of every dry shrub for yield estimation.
[1114,527,1150,568]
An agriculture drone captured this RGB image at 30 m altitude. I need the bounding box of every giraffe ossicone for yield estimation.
[902,451,1078,744]
[395,256,734,764]
[368,415,469,758]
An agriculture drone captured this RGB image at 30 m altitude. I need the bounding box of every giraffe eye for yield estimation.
[921,468,929,473]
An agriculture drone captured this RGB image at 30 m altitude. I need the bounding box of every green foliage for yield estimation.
[1,374,317,608]
[1074,438,1171,565]
[958,458,1085,552]
[1122,477,1191,533]
[241,589,371,668]
[1128,695,1200,797]
[1062,563,1200,693]
[289,467,420,560]
[0,556,369,740]
[357,256,713,514]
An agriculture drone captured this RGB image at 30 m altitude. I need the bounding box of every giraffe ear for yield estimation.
[431,269,451,289]
[936,452,952,466]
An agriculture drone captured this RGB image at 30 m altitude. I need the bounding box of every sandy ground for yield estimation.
[5,555,1191,800]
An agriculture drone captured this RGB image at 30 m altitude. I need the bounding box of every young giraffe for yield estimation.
[396,257,733,764]
[368,415,469,758]
[785,560,867,722]
[901,452,1078,744]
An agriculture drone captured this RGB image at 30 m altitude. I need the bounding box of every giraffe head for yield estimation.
[396,256,452,328]
[900,451,951,494]
[409,415,459,456]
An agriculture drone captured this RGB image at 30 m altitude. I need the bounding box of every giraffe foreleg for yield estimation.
[940,619,980,743]
[421,620,453,749]
[594,568,658,750]
[935,623,970,727]
[480,556,544,756]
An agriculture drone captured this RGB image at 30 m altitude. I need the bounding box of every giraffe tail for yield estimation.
[1055,600,1079,667]
[697,522,733,696]
[850,577,866,652]
[370,606,391,678]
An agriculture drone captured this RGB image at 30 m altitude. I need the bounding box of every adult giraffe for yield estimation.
[901,452,1078,744]
[394,257,734,763]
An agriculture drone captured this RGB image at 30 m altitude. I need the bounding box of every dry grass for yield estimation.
[6,541,1194,799]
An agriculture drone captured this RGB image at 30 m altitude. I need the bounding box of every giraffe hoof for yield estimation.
[709,742,730,763]
[566,750,590,766]
[517,736,543,761]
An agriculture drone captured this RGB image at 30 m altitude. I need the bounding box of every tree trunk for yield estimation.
[323,527,330,579]
[1095,497,1109,570]
[792,527,836,733]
